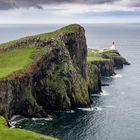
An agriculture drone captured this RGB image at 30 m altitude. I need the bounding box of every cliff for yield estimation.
[0,24,91,120]
[100,49,130,69]
[87,63,101,94]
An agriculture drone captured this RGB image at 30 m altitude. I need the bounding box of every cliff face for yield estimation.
[87,63,101,94]
[0,24,91,119]
[100,50,130,69]
[91,60,115,76]
[33,40,90,111]
[59,27,87,79]
[0,75,46,119]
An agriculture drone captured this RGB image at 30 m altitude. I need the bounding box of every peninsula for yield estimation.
[0,24,130,140]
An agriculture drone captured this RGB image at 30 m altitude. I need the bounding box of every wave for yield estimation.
[78,107,94,111]
[91,94,101,97]
[78,106,102,111]
[91,90,109,97]
[111,74,123,78]
[9,115,27,128]
[101,90,109,96]
[106,105,114,108]
[32,117,53,121]
[94,107,102,111]
[65,110,75,113]
[9,115,53,128]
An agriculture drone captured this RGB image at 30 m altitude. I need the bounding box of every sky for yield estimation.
[0,0,140,24]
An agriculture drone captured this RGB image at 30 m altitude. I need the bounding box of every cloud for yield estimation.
[0,0,139,24]
[0,0,127,10]
[0,0,139,11]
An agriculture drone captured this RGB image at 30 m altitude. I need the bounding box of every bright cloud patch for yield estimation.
[0,0,139,23]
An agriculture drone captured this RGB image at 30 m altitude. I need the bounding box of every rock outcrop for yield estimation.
[100,50,130,69]
[91,60,115,76]
[88,49,130,77]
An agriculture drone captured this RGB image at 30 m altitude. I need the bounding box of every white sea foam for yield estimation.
[112,74,123,78]
[78,106,102,111]
[78,107,94,111]
[9,115,26,128]
[91,94,101,97]
[32,117,53,121]
[106,105,114,108]
[65,110,75,113]
[94,107,103,111]
[101,90,109,96]
[9,115,53,128]
[91,90,109,97]
[32,116,53,121]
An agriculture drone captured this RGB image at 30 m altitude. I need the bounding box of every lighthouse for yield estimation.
[111,42,116,50]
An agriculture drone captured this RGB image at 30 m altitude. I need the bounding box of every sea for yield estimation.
[0,23,140,140]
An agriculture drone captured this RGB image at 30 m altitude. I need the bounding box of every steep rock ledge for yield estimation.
[100,50,130,69]
[33,42,90,111]
[87,63,101,94]
[91,60,115,76]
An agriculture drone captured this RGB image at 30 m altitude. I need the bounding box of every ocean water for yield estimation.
[0,24,140,140]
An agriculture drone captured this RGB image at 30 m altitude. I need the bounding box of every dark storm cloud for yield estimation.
[0,0,118,10]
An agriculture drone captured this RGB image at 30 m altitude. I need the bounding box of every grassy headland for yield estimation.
[87,49,110,62]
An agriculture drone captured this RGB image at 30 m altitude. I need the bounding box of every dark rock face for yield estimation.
[59,27,87,79]
[101,50,130,69]
[87,63,101,95]
[33,42,90,111]
[113,56,130,68]
[92,60,115,76]
[0,76,46,119]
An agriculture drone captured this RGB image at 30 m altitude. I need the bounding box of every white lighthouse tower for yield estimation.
[111,42,116,50]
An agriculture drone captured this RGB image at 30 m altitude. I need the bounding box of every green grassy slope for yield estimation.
[0,116,57,140]
[87,49,109,62]
[0,47,43,79]
[0,24,81,79]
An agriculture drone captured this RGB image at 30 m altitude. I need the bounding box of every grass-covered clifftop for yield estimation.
[0,48,44,79]
[0,116,57,140]
[0,24,84,80]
